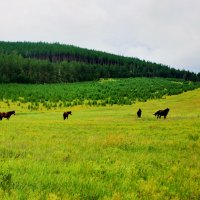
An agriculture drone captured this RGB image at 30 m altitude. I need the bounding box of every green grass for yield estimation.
[0,78,200,108]
[0,89,200,199]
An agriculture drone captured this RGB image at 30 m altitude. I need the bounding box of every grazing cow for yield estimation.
[137,108,142,118]
[154,108,170,119]
[0,111,15,120]
[154,110,162,119]
[63,111,72,120]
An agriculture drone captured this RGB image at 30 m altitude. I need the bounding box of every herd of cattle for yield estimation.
[0,108,170,121]
[137,108,170,119]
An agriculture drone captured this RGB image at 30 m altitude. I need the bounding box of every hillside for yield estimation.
[0,78,200,110]
[0,41,199,83]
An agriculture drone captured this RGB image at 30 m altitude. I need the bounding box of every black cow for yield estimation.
[63,111,72,120]
[137,108,142,118]
[154,108,170,119]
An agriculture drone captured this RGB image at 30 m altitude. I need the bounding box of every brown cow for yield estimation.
[0,111,15,120]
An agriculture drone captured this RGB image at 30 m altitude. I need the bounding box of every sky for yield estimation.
[0,0,200,73]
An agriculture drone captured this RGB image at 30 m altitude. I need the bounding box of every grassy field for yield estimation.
[0,89,200,199]
[1,78,200,108]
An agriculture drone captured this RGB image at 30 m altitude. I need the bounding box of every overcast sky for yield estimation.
[0,0,200,73]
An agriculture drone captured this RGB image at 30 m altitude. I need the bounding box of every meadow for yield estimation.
[0,78,200,109]
[0,87,199,199]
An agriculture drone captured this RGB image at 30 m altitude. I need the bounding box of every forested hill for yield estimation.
[0,41,199,83]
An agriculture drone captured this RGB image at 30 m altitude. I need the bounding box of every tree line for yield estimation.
[0,41,199,83]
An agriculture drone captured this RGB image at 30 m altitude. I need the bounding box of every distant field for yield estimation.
[0,78,200,110]
[0,88,200,199]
